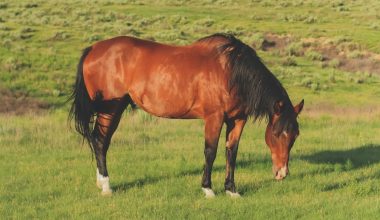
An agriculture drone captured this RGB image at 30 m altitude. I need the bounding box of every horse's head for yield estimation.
[265,99,304,180]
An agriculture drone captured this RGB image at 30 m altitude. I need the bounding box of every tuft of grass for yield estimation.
[329,58,341,68]
[250,32,265,49]
[346,50,365,59]
[304,16,318,24]
[50,31,70,41]
[285,42,304,56]
[329,73,337,83]
[195,17,214,27]
[300,77,312,87]
[24,3,38,8]
[2,57,31,72]
[281,56,298,66]
[0,3,8,9]
[369,23,379,30]
[86,34,103,42]
[305,50,324,61]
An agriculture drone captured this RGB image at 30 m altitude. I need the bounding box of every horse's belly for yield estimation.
[128,77,202,118]
[129,91,198,118]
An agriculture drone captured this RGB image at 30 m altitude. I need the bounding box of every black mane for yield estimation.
[200,33,295,132]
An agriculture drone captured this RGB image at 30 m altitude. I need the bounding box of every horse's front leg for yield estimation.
[201,112,224,198]
[225,117,247,197]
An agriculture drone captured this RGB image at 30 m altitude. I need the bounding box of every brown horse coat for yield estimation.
[83,36,241,119]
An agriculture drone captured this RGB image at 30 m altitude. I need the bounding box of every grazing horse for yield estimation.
[69,33,304,197]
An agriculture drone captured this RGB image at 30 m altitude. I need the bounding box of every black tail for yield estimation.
[68,46,95,150]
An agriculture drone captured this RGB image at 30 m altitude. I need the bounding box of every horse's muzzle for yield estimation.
[274,166,289,180]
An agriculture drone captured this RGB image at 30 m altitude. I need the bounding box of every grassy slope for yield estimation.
[0,0,379,105]
[1,0,380,219]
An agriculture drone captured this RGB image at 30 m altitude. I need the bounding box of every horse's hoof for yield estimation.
[202,187,215,198]
[226,190,241,198]
[101,189,113,196]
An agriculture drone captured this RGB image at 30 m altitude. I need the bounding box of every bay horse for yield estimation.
[69,33,304,197]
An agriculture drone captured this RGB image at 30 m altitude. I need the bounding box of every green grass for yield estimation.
[1,0,380,219]
[1,110,380,219]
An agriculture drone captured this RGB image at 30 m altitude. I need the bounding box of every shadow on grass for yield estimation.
[112,156,270,193]
[113,176,168,192]
[112,167,199,191]
[113,145,380,193]
[301,144,380,170]
[297,144,380,192]
[112,168,203,192]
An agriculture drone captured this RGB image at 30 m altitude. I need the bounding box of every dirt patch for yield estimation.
[338,54,380,75]
[304,102,380,118]
[0,89,50,115]
[261,33,293,51]
[303,100,380,120]
[257,33,380,75]
[304,37,380,74]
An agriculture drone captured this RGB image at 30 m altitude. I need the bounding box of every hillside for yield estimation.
[0,0,379,112]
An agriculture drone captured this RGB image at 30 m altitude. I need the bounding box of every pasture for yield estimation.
[1,0,380,219]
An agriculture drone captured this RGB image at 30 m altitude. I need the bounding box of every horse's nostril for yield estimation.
[275,172,284,180]
[274,167,288,180]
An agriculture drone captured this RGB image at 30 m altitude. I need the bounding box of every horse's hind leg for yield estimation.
[92,97,128,196]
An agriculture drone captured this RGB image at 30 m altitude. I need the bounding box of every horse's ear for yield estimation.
[274,101,284,115]
[294,99,304,115]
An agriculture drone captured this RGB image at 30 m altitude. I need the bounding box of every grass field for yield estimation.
[1,110,380,219]
[1,0,380,219]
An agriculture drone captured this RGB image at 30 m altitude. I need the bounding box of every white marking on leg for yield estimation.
[202,187,215,198]
[100,176,112,196]
[96,168,102,189]
[226,190,241,198]
[96,169,112,196]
